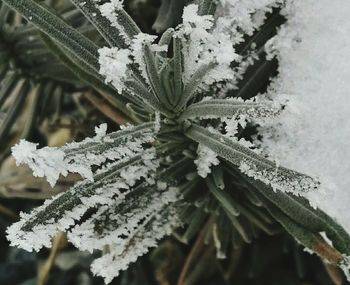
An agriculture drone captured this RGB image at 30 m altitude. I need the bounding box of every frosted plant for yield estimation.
[4,0,350,283]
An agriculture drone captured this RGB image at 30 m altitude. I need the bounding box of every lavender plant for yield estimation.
[3,0,350,283]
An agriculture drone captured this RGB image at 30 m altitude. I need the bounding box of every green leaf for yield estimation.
[159,157,195,183]
[225,165,350,255]
[3,0,100,71]
[0,79,29,143]
[111,5,141,40]
[0,72,19,107]
[70,0,127,48]
[40,33,132,116]
[21,83,42,140]
[231,58,278,100]
[237,204,277,235]
[181,207,207,243]
[186,124,319,194]
[265,202,345,266]
[143,45,171,110]
[212,167,225,190]
[173,36,183,105]
[225,209,252,243]
[124,79,169,115]
[160,62,176,106]
[257,180,350,254]
[198,0,218,16]
[236,10,285,56]
[175,62,217,111]
[157,28,174,59]
[65,122,155,156]
[22,154,145,233]
[180,98,279,120]
[206,176,240,217]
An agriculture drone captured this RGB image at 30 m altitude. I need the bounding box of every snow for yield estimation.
[259,0,350,232]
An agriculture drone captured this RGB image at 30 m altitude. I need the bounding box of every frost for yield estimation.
[12,140,66,187]
[180,4,238,85]
[154,111,161,132]
[239,160,319,195]
[91,206,180,283]
[11,123,155,187]
[70,187,180,283]
[340,256,350,282]
[130,33,158,81]
[7,118,182,282]
[99,0,130,43]
[195,145,220,178]
[217,0,284,37]
[7,143,161,253]
[214,0,284,93]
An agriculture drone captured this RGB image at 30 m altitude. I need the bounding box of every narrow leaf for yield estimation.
[186,124,320,195]
[266,202,344,265]
[225,164,350,255]
[176,62,216,111]
[40,33,131,116]
[3,0,100,71]
[143,45,171,109]
[206,176,240,217]
[157,28,174,59]
[180,98,280,120]
[70,0,127,48]
[0,79,29,143]
[198,0,218,16]
[173,36,183,105]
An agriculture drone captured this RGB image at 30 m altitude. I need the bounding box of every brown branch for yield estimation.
[312,238,343,265]
[0,204,17,220]
[323,262,344,285]
[38,232,66,285]
[177,221,210,285]
[84,91,133,125]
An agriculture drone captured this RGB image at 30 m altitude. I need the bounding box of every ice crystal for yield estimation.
[12,140,66,187]
[99,0,130,43]
[195,145,220,178]
[180,4,238,85]
[130,33,158,81]
[71,187,180,283]
[11,123,155,186]
[7,143,160,250]
[98,47,131,93]
[239,160,319,195]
